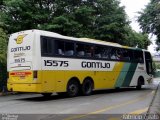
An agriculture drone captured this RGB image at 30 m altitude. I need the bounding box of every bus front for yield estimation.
[7,30,41,93]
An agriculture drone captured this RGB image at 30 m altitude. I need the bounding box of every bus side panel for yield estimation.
[114,62,139,87]
[41,70,57,92]
[122,63,138,86]
[111,62,125,88]
[63,71,110,89]
[55,71,66,92]
[115,63,131,87]
[94,71,112,89]
[61,62,124,90]
[92,62,124,89]
[62,62,125,90]
[129,63,151,86]
[64,71,88,85]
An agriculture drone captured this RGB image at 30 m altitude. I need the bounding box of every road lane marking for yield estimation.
[63,91,154,120]
[108,117,121,120]
[129,107,148,114]
[151,91,155,94]
[108,118,121,120]
[108,107,148,120]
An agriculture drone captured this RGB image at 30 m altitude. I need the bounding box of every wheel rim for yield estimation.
[84,82,92,93]
[82,80,93,95]
[68,84,78,96]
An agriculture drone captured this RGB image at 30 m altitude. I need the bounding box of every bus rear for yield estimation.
[7,30,41,92]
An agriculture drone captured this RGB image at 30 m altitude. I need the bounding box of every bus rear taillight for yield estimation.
[34,71,38,78]
[10,73,15,76]
[10,72,31,76]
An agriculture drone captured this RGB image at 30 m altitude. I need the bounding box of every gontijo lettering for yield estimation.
[81,61,110,68]
[11,46,31,52]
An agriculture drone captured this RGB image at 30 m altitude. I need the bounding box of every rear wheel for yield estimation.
[66,80,79,97]
[115,87,120,90]
[136,84,142,90]
[81,79,93,96]
[136,77,144,90]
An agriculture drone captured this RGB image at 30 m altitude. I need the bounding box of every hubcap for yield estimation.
[85,82,91,92]
[69,84,77,94]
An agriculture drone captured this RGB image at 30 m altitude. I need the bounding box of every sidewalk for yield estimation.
[0,91,16,96]
[146,77,160,118]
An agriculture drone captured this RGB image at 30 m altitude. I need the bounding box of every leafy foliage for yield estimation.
[156,64,160,69]
[138,0,160,46]
[0,0,128,43]
[0,27,7,91]
[0,0,151,48]
[124,26,151,49]
[0,28,7,64]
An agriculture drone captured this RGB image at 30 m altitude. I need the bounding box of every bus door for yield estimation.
[144,52,153,75]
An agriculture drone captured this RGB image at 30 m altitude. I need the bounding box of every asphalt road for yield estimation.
[0,79,159,120]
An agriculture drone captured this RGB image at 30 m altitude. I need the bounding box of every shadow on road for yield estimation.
[15,86,153,102]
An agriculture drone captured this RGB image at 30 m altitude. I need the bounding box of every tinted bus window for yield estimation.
[41,36,53,56]
[110,47,122,60]
[64,42,75,56]
[55,40,75,56]
[121,49,134,61]
[94,46,110,59]
[145,52,152,60]
[134,50,144,63]
[76,43,85,57]
[84,44,94,57]
[54,40,65,55]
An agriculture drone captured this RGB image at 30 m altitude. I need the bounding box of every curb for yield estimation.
[145,82,160,119]
[0,92,17,96]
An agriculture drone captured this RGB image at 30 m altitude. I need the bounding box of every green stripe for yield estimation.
[115,63,131,87]
[122,63,138,86]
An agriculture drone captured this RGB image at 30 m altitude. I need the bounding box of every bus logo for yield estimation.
[15,34,27,44]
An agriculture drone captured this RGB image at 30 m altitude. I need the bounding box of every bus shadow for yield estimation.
[15,86,152,102]
[15,94,70,102]
[94,87,152,95]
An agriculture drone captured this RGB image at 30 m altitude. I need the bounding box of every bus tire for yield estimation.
[115,87,120,90]
[136,84,142,90]
[41,93,52,97]
[66,80,79,97]
[81,79,93,96]
[136,77,144,90]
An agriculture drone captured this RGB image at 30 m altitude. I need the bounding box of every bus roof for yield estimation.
[11,29,144,50]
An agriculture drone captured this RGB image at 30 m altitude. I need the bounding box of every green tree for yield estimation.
[93,0,129,44]
[0,0,150,49]
[0,0,128,42]
[0,28,7,61]
[0,27,7,91]
[124,26,150,49]
[138,0,160,49]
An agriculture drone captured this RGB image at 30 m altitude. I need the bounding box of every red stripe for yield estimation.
[10,72,32,76]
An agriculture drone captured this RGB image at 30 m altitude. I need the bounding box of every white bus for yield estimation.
[7,29,153,97]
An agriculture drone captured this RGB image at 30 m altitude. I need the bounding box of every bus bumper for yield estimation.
[147,77,153,84]
[7,83,42,93]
